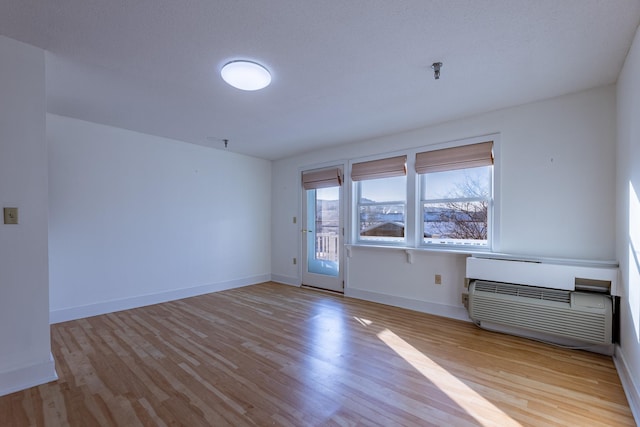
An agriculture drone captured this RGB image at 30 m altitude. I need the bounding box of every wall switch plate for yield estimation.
[461,293,469,309]
[435,274,442,285]
[3,207,18,224]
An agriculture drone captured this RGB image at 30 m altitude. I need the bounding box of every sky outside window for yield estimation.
[423,167,490,199]
[316,186,339,201]
[360,176,406,202]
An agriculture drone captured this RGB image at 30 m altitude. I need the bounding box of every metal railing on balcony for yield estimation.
[315,231,339,262]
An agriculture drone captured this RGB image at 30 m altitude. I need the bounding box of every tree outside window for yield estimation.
[421,166,491,246]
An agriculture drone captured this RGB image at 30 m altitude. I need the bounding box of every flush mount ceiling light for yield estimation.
[221,60,271,91]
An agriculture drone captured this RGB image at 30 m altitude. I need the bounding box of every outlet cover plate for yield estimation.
[3,207,18,224]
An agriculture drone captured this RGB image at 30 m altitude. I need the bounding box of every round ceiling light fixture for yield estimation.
[221,60,271,91]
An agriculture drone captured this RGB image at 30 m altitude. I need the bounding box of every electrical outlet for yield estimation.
[461,293,469,309]
[3,207,18,225]
[435,274,442,285]
[293,257,297,265]
[293,216,297,224]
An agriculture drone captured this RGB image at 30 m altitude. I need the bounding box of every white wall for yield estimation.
[272,85,616,315]
[0,36,57,396]
[616,24,640,423]
[48,115,272,322]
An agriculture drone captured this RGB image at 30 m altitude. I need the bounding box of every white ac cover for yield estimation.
[468,280,613,345]
[466,256,619,295]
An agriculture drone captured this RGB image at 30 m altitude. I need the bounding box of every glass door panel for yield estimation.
[302,183,343,292]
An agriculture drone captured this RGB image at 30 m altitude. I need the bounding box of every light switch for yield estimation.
[4,207,18,224]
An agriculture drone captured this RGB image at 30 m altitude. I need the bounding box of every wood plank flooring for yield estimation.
[0,282,634,426]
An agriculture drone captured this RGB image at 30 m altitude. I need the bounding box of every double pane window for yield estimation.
[352,156,407,244]
[418,142,493,248]
[350,139,494,250]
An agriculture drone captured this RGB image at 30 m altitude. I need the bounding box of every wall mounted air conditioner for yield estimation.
[468,280,612,344]
[465,255,618,351]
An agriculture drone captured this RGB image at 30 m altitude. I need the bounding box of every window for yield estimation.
[348,138,496,250]
[417,141,493,248]
[352,156,407,243]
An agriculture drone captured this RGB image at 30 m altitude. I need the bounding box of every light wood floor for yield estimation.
[0,282,634,426]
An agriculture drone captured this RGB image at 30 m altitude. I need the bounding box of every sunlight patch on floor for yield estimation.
[353,316,372,326]
[377,328,522,427]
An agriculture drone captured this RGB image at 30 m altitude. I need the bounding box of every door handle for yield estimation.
[301,229,313,233]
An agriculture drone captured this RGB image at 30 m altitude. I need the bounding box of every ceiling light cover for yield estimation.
[221,60,271,91]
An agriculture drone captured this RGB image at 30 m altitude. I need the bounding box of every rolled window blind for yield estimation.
[351,155,407,181]
[302,168,342,189]
[415,141,493,174]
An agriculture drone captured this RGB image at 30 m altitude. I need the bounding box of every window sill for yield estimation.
[344,244,618,268]
[345,243,491,257]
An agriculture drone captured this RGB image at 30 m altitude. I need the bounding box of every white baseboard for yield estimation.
[345,288,470,322]
[0,352,58,397]
[50,274,270,324]
[614,345,640,425]
[270,274,300,287]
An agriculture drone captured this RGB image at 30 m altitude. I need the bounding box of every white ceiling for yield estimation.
[1,1,639,160]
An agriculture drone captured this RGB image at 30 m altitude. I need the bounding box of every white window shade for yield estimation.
[351,156,407,181]
[302,168,342,190]
[415,141,493,174]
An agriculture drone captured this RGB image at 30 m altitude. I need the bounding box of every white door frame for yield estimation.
[300,163,345,292]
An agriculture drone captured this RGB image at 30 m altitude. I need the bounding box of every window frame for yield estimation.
[350,153,408,246]
[416,137,496,251]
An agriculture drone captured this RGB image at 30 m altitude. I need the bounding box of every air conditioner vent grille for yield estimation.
[474,280,571,303]
[470,296,607,342]
[469,281,612,345]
